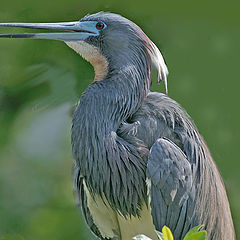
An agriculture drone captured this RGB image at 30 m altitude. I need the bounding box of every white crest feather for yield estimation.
[148,42,168,94]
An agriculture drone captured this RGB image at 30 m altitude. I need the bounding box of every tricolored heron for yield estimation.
[0,12,235,240]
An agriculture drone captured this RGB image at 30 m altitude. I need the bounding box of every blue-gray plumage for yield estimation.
[0,11,235,240]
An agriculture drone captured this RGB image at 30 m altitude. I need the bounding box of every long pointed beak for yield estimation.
[0,21,99,41]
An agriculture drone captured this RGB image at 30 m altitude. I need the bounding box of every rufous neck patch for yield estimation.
[66,41,109,81]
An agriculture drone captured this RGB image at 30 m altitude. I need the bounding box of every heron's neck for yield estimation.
[72,69,150,139]
[65,40,153,83]
[72,65,151,215]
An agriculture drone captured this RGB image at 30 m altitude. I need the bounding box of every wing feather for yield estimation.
[147,138,195,239]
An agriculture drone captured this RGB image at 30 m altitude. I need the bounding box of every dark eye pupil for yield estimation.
[96,22,104,30]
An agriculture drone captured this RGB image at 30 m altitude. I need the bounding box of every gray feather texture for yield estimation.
[147,138,193,238]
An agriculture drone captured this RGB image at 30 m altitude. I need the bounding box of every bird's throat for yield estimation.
[66,41,109,81]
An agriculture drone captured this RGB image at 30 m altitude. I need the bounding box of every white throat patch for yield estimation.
[65,41,109,81]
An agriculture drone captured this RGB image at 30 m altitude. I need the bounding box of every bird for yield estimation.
[0,12,235,240]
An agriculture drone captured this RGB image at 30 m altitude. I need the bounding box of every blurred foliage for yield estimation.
[182,226,207,240]
[0,0,239,239]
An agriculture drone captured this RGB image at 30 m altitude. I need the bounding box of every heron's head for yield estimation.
[0,12,168,91]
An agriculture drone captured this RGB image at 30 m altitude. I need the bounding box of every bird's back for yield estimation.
[118,92,235,239]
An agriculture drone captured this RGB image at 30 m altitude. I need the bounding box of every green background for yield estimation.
[0,0,239,239]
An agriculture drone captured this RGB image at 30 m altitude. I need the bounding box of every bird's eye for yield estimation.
[96,22,105,30]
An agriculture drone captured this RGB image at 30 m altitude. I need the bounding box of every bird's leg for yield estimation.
[117,121,140,136]
[117,121,149,158]
[117,121,143,147]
